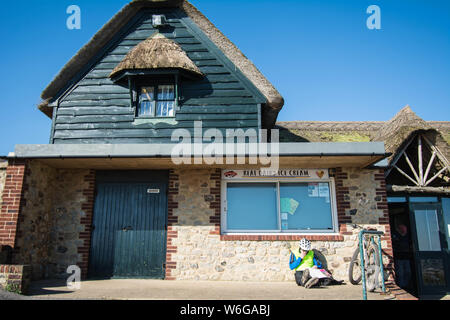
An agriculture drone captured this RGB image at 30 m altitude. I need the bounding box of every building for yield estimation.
[0,0,448,297]
[278,106,450,296]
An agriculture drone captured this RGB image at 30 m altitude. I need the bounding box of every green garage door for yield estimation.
[88,171,168,279]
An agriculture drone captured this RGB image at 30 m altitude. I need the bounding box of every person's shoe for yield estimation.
[301,269,310,285]
[305,277,319,289]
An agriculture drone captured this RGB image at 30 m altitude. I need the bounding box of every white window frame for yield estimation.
[221,177,339,235]
[137,84,176,118]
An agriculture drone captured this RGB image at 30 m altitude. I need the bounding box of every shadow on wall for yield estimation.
[0,245,13,264]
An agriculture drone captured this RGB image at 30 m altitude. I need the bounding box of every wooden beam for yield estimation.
[418,135,423,185]
[423,150,436,186]
[403,152,421,185]
[422,134,450,168]
[385,135,416,178]
[394,165,420,186]
[387,184,450,194]
[424,166,449,186]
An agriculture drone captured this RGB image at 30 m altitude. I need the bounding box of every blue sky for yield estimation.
[0,0,449,155]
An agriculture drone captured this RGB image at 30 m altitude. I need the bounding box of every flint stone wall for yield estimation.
[170,167,390,281]
[12,160,90,280]
[9,163,390,282]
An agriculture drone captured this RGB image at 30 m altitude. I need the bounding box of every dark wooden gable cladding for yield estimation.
[52,8,264,144]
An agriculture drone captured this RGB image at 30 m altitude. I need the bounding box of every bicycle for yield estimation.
[348,225,384,292]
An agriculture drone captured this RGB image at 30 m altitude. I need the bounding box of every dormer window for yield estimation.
[109,33,203,119]
[139,84,176,118]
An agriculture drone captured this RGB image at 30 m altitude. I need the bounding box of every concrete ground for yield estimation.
[0,288,30,300]
[24,279,394,300]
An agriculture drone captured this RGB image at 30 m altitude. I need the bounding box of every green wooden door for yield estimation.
[409,203,450,295]
[88,176,168,279]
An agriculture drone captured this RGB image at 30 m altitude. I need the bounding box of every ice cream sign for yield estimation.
[222,169,329,180]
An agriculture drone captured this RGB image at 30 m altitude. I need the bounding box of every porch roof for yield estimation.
[11,142,388,169]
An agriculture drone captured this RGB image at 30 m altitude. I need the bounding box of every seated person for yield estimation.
[392,223,412,290]
[289,238,343,288]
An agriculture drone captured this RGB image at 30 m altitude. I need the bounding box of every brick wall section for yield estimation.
[0,264,31,294]
[165,169,179,280]
[331,168,352,237]
[12,165,30,257]
[209,169,221,236]
[374,168,395,279]
[77,170,96,279]
[0,160,7,205]
[0,160,26,248]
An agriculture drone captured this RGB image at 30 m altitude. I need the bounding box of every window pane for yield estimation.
[141,87,154,101]
[156,101,175,117]
[166,101,174,116]
[156,101,164,117]
[414,209,441,251]
[158,85,175,100]
[279,183,333,231]
[139,87,155,116]
[227,183,278,231]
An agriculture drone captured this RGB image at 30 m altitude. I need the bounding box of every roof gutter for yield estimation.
[12,142,388,159]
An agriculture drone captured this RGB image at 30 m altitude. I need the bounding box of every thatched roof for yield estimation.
[276,121,383,143]
[39,0,284,125]
[110,33,203,79]
[372,106,433,162]
[37,99,53,118]
[277,105,450,165]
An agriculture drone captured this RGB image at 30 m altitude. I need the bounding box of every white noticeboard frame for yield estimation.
[220,168,339,236]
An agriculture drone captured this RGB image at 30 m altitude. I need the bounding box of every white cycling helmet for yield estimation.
[299,238,311,251]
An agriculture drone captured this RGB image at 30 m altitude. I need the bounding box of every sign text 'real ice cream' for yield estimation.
[222,169,329,180]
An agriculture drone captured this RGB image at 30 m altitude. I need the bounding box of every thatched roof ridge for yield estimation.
[373,105,431,140]
[39,0,284,122]
[277,106,449,162]
[372,105,433,161]
[278,121,384,132]
[110,33,203,79]
[181,1,284,110]
[276,114,449,140]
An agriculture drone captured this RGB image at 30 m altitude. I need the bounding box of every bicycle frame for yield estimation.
[359,230,386,300]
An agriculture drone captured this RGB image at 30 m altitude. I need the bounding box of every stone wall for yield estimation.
[168,167,392,282]
[48,169,93,279]
[11,160,92,280]
[12,161,56,279]
[3,162,393,282]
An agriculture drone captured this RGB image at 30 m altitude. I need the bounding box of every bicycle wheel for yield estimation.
[366,243,381,292]
[348,247,362,285]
